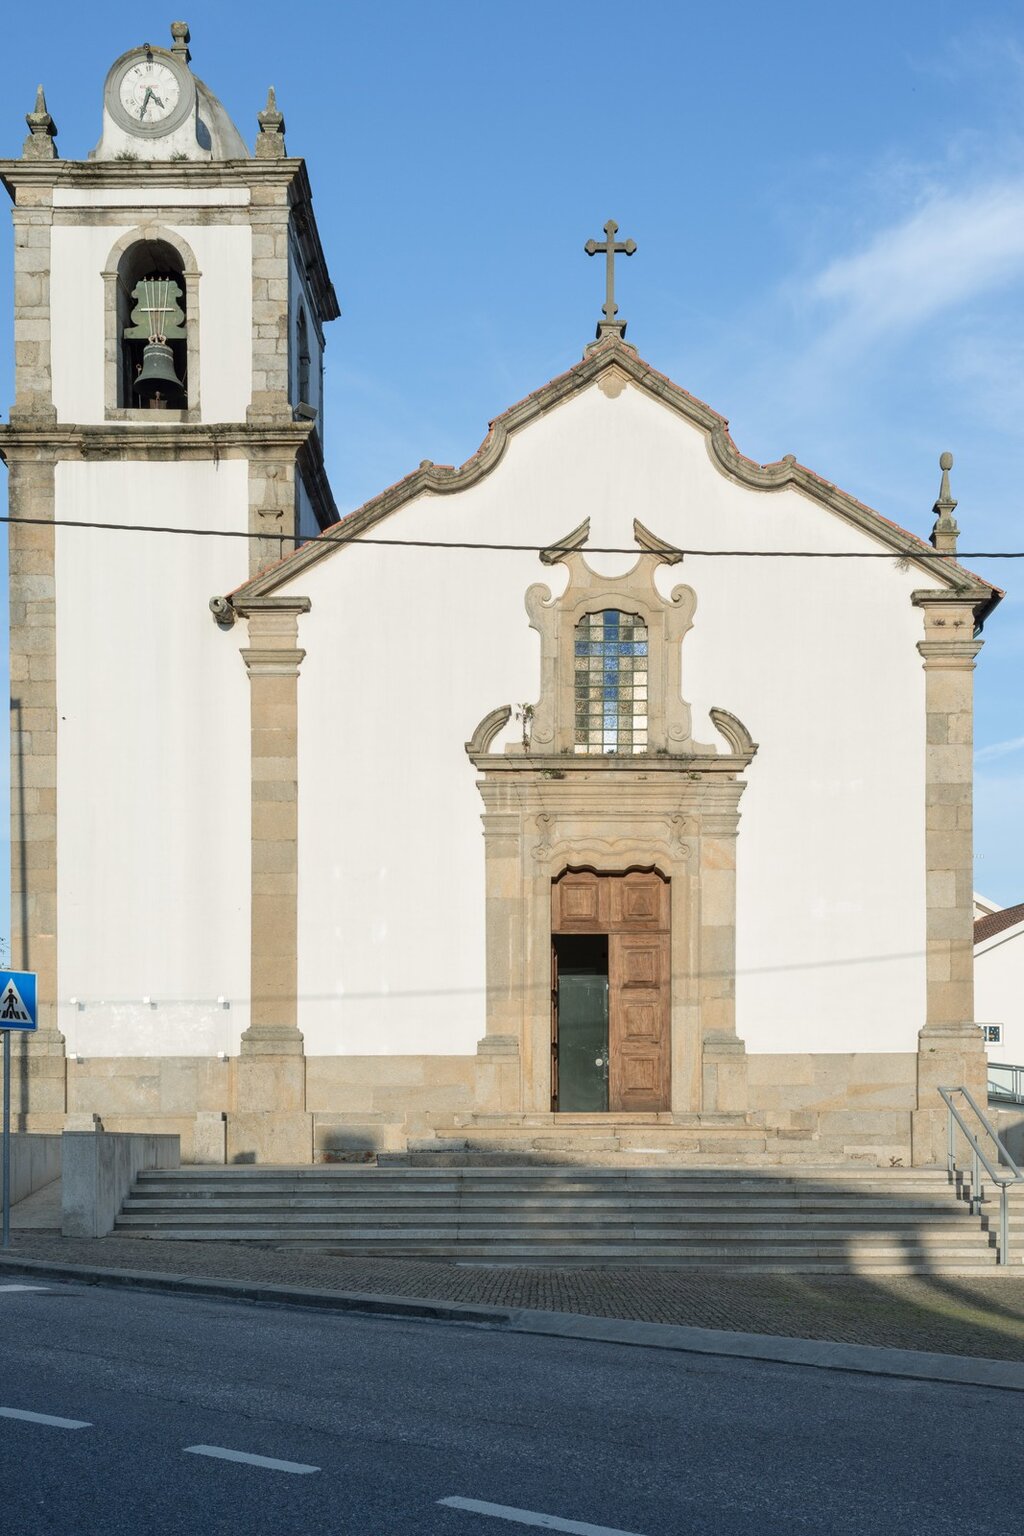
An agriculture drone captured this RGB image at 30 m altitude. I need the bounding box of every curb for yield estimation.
[3,1252,1024,1393]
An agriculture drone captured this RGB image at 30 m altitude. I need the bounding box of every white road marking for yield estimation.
[0,1284,49,1293]
[0,1406,91,1430]
[438,1496,648,1535]
[184,1444,319,1475]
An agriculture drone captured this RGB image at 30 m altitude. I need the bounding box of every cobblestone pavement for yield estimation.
[7,1229,1024,1361]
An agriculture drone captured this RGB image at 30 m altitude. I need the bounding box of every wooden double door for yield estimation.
[551,870,671,1113]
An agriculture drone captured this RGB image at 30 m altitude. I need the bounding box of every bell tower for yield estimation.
[0,23,340,1132]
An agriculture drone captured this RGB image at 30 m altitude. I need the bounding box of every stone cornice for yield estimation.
[233,595,311,619]
[225,336,1003,617]
[0,157,305,195]
[911,588,990,609]
[0,419,314,465]
[466,752,754,776]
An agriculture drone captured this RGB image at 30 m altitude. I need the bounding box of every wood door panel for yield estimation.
[609,874,670,930]
[618,945,659,987]
[552,870,671,1113]
[552,872,606,932]
[619,1000,659,1043]
[609,930,670,1111]
[620,1056,657,1094]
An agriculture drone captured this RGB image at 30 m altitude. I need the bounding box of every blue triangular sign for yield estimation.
[0,979,32,1025]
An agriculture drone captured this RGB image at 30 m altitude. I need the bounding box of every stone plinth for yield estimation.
[225,1111,312,1165]
[474,1034,521,1113]
[702,1033,749,1113]
[912,1021,987,1166]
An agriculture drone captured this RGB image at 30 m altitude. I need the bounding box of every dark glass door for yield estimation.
[553,935,609,1112]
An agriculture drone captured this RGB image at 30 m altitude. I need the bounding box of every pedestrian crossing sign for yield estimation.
[0,971,37,1031]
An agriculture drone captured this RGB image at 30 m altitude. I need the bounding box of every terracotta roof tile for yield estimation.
[975,902,1024,944]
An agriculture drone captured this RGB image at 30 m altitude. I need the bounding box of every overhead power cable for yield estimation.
[0,512,1020,559]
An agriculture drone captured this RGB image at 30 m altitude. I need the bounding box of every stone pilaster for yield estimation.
[3,174,62,1125]
[10,186,56,426]
[4,447,66,1123]
[911,592,986,1163]
[247,180,292,428]
[473,784,524,1111]
[698,793,748,1113]
[248,446,297,577]
[246,173,297,579]
[228,597,311,1163]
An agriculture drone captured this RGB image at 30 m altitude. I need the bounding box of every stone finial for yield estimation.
[931,450,960,555]
[255,86,287,159]
[170,21,192,61]
[22,84,58,161]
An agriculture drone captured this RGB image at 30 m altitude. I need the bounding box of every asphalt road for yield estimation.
[0,1276,1018,1536]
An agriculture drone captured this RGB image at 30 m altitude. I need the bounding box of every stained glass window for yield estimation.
[573,610,649,755]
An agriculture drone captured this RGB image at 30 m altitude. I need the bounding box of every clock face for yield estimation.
[105,48,195,139]
[119,60,180,126]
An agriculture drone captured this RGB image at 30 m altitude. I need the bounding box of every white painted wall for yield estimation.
[53,189,251,207]
[285,381,941,1057]
[976,923,1024,1062]
[50,217,253,423]
[52,459,252,1056]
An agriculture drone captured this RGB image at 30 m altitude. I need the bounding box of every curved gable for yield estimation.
[226,335,1001,620]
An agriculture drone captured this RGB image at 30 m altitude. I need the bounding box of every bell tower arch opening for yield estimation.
[102,225,201,420]
[116,238,187,409]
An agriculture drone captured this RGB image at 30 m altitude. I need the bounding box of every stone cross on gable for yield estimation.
[585,219,637,341]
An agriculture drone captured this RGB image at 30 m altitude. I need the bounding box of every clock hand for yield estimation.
[151,92,165,110]
[139,88,154,120]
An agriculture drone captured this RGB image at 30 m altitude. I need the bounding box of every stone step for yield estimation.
[136,1167,951,1187]
[114,1211,989,1241]
[121,1196,968,1216]
[376,1151,898,1169]
[140,1161,949,1177]
[116,1210,986,1237]
[116,1164,998,1273]
[111,1231,997,1265]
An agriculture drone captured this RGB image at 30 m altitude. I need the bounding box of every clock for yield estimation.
[104,46,196,139]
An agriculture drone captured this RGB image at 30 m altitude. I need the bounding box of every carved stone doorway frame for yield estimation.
[467,758,752,1113]
[466,522,757,1117]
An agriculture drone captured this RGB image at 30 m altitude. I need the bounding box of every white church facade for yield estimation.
[0,26,1001,1167]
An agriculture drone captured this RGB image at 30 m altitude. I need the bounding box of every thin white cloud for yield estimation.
[976,735,1024,763]
[813,181,1024,344]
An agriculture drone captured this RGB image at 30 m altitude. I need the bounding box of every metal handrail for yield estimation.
[988,1062,1024,1104]
[938,1084,1024,1265]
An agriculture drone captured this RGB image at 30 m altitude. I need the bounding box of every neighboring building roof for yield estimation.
[226,334,1005,612]
[975,903,1024,944]
[974,891,1003,918]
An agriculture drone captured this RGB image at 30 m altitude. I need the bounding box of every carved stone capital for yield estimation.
[238,597,310,677]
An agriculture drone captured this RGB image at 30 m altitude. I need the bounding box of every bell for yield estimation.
[134,341,184,404]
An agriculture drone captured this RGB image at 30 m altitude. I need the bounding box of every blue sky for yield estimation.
[1,1,1022,910]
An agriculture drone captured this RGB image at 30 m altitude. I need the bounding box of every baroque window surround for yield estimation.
[466,519,758,1117]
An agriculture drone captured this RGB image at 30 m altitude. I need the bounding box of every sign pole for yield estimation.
[0,971,39,1249]
[2,1028,10,1250]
